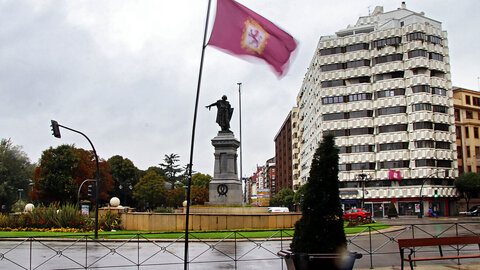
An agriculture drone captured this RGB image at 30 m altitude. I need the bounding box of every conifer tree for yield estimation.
[291,134,346,253]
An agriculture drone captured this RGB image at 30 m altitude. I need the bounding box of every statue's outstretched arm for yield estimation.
[206,101,218,110]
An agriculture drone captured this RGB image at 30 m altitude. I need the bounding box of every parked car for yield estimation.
[343,208,372,221]
[460,205,480,216]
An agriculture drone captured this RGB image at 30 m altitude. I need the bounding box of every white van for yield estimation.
[268,207,289,213]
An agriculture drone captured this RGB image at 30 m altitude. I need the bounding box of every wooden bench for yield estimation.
[398,236,480,270]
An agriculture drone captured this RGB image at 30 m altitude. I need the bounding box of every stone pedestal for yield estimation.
[208,131,243,205]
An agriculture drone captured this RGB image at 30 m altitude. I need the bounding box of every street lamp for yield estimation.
[118,182,133,206]
[50,120,101,239]
[418,169,449,218]
[17,189,24,212]
[355,173,371,209]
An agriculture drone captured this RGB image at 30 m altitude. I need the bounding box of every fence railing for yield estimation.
[0,221,479,269]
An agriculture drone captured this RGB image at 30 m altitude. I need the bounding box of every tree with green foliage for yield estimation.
[159,153,182,184]
[33,145,79,204]
[291,134,346,261]
[133,171,168,210]
[293,184,306,208]
[0,138,35,212]
[192,173,212,189]
[455,172,480,211]
[270,188,295,209]
[108,155,140,206]
[33,145,114,205]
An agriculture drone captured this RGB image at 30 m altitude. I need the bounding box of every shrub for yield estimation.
[99,211,121,231]
[0,203,94,231]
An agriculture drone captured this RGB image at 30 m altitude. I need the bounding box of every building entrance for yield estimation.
[365,202,388,218]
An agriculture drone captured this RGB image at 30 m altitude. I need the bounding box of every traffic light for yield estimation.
[434,190,439,198]
[88,184,95,198]
[51,120,61,138]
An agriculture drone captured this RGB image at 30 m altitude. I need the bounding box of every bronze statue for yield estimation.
[206,95,234,132]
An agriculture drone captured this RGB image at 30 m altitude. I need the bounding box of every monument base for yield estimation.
[207,181,243,206]
[207,131,243,206]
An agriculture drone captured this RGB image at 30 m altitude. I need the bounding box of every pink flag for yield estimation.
[389,170,402,180]
[208,0,297,77]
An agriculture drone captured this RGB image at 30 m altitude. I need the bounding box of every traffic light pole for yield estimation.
[51,120,100,239]
[77,179,97,206]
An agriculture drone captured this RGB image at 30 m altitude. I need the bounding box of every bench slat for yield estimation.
[398,236,480,248]
[403,254,480,262]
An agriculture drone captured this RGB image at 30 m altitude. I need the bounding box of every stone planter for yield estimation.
[278,250,362,270]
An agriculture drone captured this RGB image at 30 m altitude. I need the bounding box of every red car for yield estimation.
[343,208,372,221]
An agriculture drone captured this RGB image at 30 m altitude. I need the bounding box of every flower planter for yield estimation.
[278,250,362,270]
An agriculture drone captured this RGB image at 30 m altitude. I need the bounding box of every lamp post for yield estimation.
[355,173,370,209]
[50,120,101,239]
[118,182,133,206]
[17,189,24,212]
[418,169,449,218]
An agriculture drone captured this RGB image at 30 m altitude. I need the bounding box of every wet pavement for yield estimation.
[0,216,479,269]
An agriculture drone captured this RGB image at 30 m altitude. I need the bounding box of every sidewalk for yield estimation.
[356,263,480,269]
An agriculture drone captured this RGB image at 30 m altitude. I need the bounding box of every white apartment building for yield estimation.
[296,3,458,217]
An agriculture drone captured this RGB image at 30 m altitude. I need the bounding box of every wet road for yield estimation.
[0,217,479,269]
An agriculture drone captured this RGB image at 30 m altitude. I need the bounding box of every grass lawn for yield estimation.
[0,223,389,239]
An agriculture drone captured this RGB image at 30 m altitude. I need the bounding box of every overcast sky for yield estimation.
[1,0,479,178]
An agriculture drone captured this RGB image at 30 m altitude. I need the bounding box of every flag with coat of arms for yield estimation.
[208,0,298,77]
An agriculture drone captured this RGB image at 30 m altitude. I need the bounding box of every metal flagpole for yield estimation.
[185,0,212,269]
[237,82,244,204]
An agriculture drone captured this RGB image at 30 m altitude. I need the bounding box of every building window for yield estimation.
[413,121,433,130]
[466,95,471,105]
[467,146,471,157]
[412,85,431,93]
[427,35,443,45]
[349,110,373,119]
[378,160,410,169]
[435,141,451,149]
[476,146,480,158]
[474,97,480,106]
[468,166,472,172]
[407,32,426,41]
[434,123,450,131]
[345,43,369,52]
[465,127,470,138]
[323,112,345,121]
[455,109,461,121]
[429,52,444,61]
[322,95,345,104]
[466,111,473,119]
[348,93,372,102]
[415,140,434,148]
[456,126,462,139]
[346,59,370,69]
[376,106,406,116]
[437,160,452,168]
[379,142,409,151]
[475,127,479,139]
[432,87,447,96]
[412,103,432,112]
[372,36,402,49]
[433,105,448,114]
[379,124,408,133]
[319,47,343,56]
[373,53,403,65]
[321,63,344,72]
[350,127,374,136]
[457,146,463,158]
[321,79,345,88]
[375,88,405,99]
[415,159,436,167]
[408,49,428,58]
